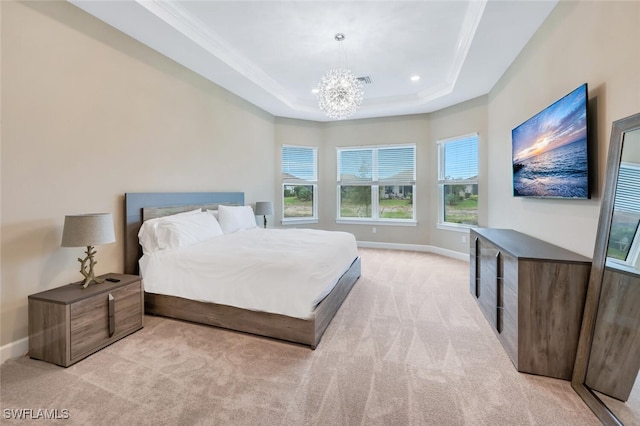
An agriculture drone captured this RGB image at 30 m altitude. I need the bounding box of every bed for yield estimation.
[124,192,361,349]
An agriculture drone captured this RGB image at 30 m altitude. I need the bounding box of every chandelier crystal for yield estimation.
[317,69,364,120]
[316,34,364,120]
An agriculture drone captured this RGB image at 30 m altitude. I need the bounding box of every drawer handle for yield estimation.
[108,293,115,337]
[495,251,503,334]
[474,237,480,298]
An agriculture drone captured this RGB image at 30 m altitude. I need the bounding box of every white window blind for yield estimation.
[338,145,415,184]
[338,149,373,183]
[614,163,640,214]
[282,146,317,183]
[440,135,478,181]
[379,146,417,185]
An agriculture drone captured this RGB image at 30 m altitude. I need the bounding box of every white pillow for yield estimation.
[138,208,202,254]
[155,211,223,250]
[217,205,257,234]
[206,209,219,220]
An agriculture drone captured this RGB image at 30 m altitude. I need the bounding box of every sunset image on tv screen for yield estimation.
[512,84,589,198]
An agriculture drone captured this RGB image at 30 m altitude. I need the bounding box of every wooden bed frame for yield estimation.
[124,192,361,349]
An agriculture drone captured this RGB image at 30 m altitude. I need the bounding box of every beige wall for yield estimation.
[487,1,640,256]
[622,129,640,164]
[1,1,275,347]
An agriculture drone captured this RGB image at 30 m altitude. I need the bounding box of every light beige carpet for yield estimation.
[1,248,600,425]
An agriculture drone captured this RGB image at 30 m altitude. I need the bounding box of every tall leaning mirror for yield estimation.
[572,112,640,425]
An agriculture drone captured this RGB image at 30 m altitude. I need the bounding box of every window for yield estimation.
[337,144,416,222]
[438,134,479,227]
[282,145,318,223]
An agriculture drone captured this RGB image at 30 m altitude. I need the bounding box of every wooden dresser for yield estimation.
[470,228,591,380]
[28,273,143,367]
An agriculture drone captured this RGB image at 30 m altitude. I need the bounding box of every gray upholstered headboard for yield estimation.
[124,192,244,275]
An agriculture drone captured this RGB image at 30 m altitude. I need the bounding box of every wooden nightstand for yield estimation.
[28,273,143,367]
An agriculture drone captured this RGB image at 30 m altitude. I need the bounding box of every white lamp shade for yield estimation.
[254,202,273,215]
[61,213,115,247]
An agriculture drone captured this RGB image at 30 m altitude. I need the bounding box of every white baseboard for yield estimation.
[1,337,28,364]
[357,241,469,262]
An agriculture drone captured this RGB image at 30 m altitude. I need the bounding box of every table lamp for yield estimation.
[61,213,115,288]
[255,202,273,228]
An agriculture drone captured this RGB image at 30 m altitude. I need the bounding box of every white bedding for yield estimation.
[139,227,359,319]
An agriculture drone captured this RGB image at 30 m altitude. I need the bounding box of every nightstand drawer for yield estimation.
[70,281,142,361]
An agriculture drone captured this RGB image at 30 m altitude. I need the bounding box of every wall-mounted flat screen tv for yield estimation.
[512,83,590,199]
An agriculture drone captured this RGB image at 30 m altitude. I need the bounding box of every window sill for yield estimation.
[281,219,318,226]
[336,219,417,227]
[437,223,476,233]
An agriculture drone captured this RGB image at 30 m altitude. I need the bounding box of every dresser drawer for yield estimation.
[477,239,499,329]
[499,285,518,366]
[501,252,518,293]
[70,281,142,361]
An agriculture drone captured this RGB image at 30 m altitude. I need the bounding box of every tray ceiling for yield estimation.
[69,0,558,121]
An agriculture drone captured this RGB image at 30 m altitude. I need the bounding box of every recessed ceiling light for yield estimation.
[411,75,420,82]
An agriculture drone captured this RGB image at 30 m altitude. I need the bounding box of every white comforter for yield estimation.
[139,228,359,319]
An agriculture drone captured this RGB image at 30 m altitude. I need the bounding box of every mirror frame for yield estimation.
[572,112,640,425]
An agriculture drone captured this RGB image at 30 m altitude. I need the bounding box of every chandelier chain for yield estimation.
[338,38,350,70]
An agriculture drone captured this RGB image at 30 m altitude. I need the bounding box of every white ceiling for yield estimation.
[69,0,558,122]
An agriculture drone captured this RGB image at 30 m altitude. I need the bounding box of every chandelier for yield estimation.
[317,33,364,120]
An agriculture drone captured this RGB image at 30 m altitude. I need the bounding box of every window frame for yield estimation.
[281,145,318,225]
[336,144,416,225]
[437,133,479,231]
